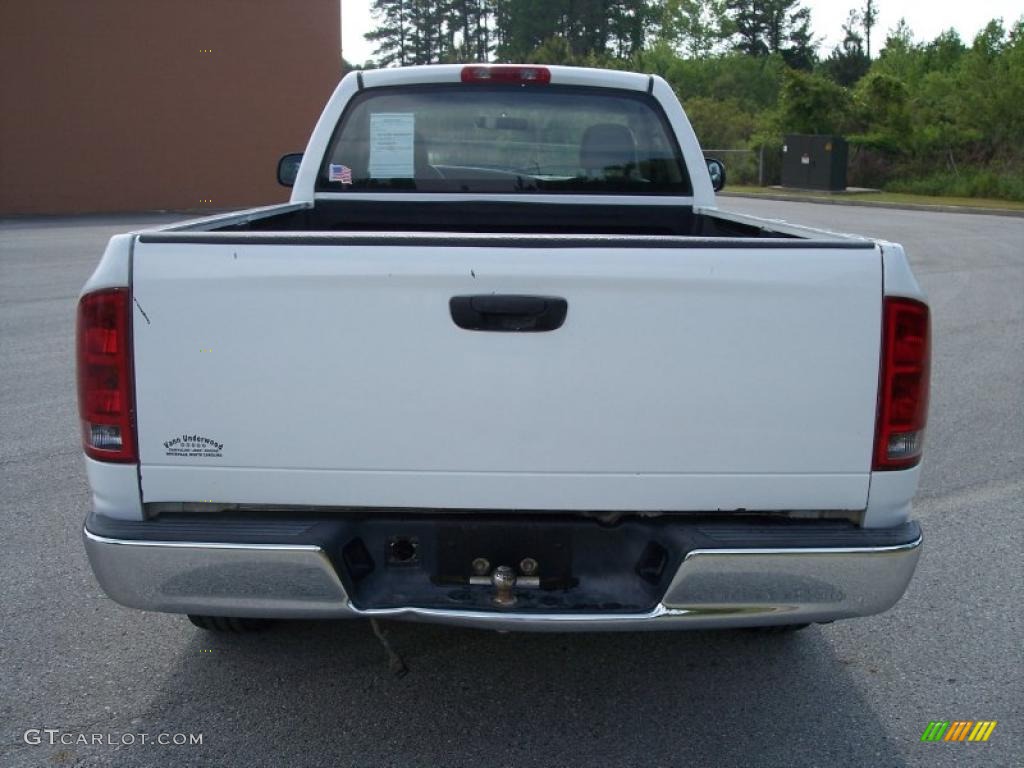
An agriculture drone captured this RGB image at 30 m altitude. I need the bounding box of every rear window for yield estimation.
[317,85,692,196]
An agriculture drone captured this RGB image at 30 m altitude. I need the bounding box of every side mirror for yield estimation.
[277,153,303,187]
[705,157,726,192]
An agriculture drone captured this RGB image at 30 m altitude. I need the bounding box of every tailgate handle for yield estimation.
[450,295,567,332]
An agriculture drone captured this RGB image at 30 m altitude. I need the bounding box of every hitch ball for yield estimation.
[491,565,517,607]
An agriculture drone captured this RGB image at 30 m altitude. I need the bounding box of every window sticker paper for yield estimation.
[368,113,415,178]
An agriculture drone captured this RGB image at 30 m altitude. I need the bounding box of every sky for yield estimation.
[340,0,1023,64]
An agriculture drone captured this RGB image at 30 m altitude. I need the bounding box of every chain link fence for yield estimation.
[701,148,768,187]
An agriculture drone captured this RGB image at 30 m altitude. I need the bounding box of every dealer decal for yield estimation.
[163,433,224,458]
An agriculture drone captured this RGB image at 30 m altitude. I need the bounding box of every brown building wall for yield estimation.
[0,0,340,214]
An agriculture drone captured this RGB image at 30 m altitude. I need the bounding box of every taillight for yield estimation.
[874,297,930,470]
[76,288,137,462]
[461,65,551,85]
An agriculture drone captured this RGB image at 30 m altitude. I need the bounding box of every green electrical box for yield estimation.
[782,134,848,191]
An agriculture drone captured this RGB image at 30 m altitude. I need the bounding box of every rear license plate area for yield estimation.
[435,523,575,589]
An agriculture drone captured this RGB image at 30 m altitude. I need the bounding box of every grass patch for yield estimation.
[885,169,1024,202]
[723,185,1024,212]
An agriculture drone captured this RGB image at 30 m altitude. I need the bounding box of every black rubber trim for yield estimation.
[356,71,364,90]
[695,521,921,547]
[86,511,919,550]
[136,232,874,249]
[647,75,654,94]
[86,513,318,542]
[153,200,786,237]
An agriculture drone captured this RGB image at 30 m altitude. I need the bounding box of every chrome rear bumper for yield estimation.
[83,524,921,631]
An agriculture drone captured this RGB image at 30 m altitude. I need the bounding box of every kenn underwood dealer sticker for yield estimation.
[164,433,224,458]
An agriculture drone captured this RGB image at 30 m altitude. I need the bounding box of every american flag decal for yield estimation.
[329,164,352,184]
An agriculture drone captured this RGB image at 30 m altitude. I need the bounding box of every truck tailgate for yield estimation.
[131,237,881,511]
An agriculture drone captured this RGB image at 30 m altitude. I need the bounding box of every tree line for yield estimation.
[363,1,823,68]
[359,1,1024,201]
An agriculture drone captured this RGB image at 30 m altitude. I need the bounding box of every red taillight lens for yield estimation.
[461,65,551,85]
[874,297,930,470]
[76,288,137,462]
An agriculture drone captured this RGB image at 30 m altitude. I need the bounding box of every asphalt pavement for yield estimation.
[1,200,1021,767]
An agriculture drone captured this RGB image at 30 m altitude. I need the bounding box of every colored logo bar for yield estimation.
[920,721,997,742]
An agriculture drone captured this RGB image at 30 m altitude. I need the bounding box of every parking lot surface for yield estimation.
[1,201,1021,767]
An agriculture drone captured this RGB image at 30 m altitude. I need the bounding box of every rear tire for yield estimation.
[187,615,275,633]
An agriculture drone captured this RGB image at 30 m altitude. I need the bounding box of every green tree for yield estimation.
[444,0,494,61]
[875,17,918,80]
[851,17,1024,199]
[413,0,463,63]
[660,0,730,58]
[492,0,563,60]
[493,0,654,62]
[366,0,411,67]
[608,0,658,58]
[685,96,758,147]
[956,19,1024,152]
[862,0,878,57]
[725,1,817,70]
[822,8,870,86]
[851,71,911,150]
[671,52,785,109]
[776,67,853,134]
[367,0,461,66]
[524,35,578,65]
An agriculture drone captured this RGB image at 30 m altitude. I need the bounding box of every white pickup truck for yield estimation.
[79,65,930,633]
